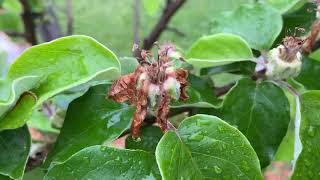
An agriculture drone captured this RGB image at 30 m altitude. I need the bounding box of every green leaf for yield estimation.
[142,0,163,16]
[274,2,316,46]
[0,126,30,179]
[0,93,38,130]
[221,78,290,167]
[119,57,139,75]
[23,168,46,180]
[274,91,296,161]
[296,56,320,90]
[156,115,262,179]
[44,84,134,167]
[44,146,161,180]
[171,74,221,108]
[292,91,320,179]
[267,0,306,14]
[0,35,121,130]
[309,49,320,62]
[210,3,282,50]
[186,33,254,68]
[27,109,59,134]
[126,126,163,153]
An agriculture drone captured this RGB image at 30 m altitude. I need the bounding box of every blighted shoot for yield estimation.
[265,35,306,80]
[108,44,188,138]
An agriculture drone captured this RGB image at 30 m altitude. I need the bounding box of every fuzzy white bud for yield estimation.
[163,77,181,100]
[266,45,302,80]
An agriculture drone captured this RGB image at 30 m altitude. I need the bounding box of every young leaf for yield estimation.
[186,33,254,69]
[44,84,134,167]
[171,74,221,108]
[267,0,305,14]
[44,146,161,180]
[126,126,163,153]
[156,115,262,179]
[291,91,320,179]
[210,3,282,50]
[0,35,121,130]
[0,126,30,179]
[296,56,320,90]
[221,78,290,167]
[119,57,139,75]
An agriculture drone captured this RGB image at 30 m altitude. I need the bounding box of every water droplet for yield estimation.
[222,143,226,149]
[214,166,222,174]
[83,156,90,164]
[304,159,311,166]
[218,126,224,132]
[308,170,314,177]
[308,126,316,137]
[230,150,234,155]
[198,119,211,126]
[100,146,107,152]
[204,166,208,170]
[133,137,142,142]
[188,132,204,142]
[242,161,250,171]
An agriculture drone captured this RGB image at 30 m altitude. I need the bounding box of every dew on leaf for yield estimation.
[307,126,316,137]
[188,132,204,142]
[100,146,107,152]
[214,165,222,174]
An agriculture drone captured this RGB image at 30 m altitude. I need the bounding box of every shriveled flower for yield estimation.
[265,36,306,80]
[108,44,189,138]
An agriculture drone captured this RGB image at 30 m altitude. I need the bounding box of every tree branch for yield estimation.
[143,0,186,49]
[3,31,25,38]
[133,0,141,44]
[19,0,37,45]
[65,0,73,35]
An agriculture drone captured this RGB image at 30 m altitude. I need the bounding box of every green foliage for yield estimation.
[171,74,221,108]
[292,91,320,179]
[221,78,290,167]
[267,0,306,14]
[45,146,161,179]
[44,84,134,167]
[1,1,320,179]
[0,126,30,180]
[0,36,121,130]
[210,3,283,50]
[126,126,163,153]
[296,56,320,90]
[186,33,254,68]
[156,115,262,179]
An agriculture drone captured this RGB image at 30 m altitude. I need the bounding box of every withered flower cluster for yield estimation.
[108,44,188,138]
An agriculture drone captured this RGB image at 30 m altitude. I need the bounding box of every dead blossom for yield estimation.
[108,44,189,138]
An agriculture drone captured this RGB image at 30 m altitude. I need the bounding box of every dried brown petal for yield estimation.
[108,66,144,104]
[175,69,189,100]
[156,92,171,132]
[131,79,150,137]
[281,36,306,62]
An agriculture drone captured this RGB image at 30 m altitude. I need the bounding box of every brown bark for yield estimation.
[19,0,37,45]
[143,0,186,49]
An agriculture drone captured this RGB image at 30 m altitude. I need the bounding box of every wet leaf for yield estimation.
[44,146,161,180]
[156,115,262,179]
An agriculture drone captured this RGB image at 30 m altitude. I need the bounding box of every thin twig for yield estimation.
[19,0,37,45]
[65,0,73,35]
[133,0,140,44]
[3,31,25,38]
[166,26,185,37]
[143,0,186,49]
